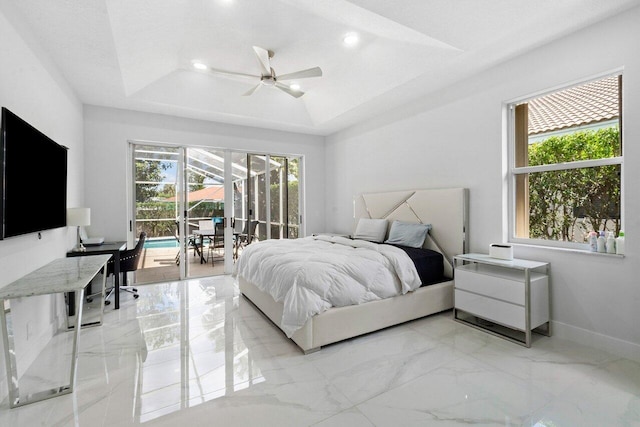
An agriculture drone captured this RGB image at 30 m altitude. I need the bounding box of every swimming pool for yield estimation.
[144,238,179,249]
[144,237,211,249]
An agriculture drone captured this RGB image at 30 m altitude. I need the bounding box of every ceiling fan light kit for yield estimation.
[343,32,359,46]
[192,61,208,70]
[200,45,322,98]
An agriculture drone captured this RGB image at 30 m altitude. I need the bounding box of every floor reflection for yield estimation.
[1,275,638,427]
[135,279,264,422]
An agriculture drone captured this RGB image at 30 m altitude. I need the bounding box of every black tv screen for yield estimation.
[1,107,68,239]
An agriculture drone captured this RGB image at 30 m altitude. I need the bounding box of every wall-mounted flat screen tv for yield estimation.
[1,107,68,239]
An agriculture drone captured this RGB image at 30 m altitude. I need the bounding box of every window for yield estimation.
[507,74,623,249]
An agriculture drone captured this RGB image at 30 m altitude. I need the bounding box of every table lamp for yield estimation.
[67,207,90,252]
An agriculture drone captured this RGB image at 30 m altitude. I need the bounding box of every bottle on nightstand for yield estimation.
[597,231,606,253]
[588,231,598,252]
[606,232,616,254]
[616,231,625,255]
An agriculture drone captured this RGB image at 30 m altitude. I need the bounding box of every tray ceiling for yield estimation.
[6,0,639,135]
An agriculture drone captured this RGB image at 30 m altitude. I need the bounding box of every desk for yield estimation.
[67,241,126,310]
[0,255,110,408]
[193,229,239,263]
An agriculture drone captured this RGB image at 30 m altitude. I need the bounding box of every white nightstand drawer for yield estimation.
[455,289,526,330]
[455,263,525,305]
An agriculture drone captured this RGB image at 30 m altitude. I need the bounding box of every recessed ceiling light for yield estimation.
[289,83,301,91]
[343,32,359,47]
[192,61,208,70]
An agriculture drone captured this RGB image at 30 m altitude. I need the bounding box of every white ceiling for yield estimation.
[8,0,640,135]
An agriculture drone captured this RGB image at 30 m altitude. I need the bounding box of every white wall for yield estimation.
[83,106,326,242]
[326,7,640,360]
[0,2,84,281]
[0,1,85,401]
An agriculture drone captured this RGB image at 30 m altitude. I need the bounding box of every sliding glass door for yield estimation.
[130,144,229,282]
[184,147,228,278]
[130,143,303,284]
[131,144,183,283]
[232,153,301,245]
[271,156,300,239]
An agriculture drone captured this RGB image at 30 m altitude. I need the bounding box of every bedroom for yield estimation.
[0,0,639,425]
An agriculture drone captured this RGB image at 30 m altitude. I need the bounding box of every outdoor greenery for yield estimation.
[527,127,621,241]
[135,159,220,238]
[135,160,167,203]
[268,157,300,238]
[136,200,222,238]
[269,180,299,238]
[135,156,299,239]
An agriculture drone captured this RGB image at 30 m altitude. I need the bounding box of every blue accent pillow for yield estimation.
[384,220,431,248]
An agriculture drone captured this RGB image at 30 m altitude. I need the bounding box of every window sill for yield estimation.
[509,242,625,258]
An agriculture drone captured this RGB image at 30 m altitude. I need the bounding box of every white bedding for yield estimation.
[232,235,422,337]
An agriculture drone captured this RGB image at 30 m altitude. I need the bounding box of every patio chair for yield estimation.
[207,222,225,265]
[174,222,200,265]
[236,220,259,256]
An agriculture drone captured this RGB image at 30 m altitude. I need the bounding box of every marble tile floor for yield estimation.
[1,275,638,426]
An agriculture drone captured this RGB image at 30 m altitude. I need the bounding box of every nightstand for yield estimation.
[453,253,550,347]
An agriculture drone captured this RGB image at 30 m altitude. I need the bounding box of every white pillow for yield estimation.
[384,220,431,248]
[353,218,388,243]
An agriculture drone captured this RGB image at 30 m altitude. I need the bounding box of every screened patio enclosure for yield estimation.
[131,143,302,283]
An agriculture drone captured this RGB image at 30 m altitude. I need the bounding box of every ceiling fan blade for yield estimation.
[242,84,262,96]
[277,67,323,81]
[252,46,273,76]
[207,67,259,79]
[275,82,304,98]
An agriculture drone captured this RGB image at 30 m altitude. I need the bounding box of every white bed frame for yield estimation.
[238,187,469,354]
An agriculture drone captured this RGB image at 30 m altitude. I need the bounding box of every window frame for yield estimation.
[505,71,624,250]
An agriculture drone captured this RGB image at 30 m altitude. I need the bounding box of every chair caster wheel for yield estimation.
[134,294,139,299]
[86,298,93,303]
[104,300,111,305]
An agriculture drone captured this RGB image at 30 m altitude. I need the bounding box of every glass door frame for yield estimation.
[128,141,189,282]
[181,146,233,276]
[128,142,304,281]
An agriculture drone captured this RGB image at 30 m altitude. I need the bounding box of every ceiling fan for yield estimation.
[201,46,322,98]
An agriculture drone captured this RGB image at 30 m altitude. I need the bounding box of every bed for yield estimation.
[234,187,469,354]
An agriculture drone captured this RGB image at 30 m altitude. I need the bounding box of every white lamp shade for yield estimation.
[67,207,91,227]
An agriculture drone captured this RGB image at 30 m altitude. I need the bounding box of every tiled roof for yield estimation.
[165,185,224,202]
[528,76,619,135]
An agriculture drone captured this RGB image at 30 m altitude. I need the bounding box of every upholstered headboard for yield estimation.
[354,188,468,278]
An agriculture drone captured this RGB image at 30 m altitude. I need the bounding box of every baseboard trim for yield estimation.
[551,320,640,362]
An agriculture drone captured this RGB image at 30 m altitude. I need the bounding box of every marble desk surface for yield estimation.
[0,255,111,299]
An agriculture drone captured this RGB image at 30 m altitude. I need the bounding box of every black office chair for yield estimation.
[104,232,146,304]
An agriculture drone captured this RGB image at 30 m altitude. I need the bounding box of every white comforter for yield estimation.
[232,235,422,337]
